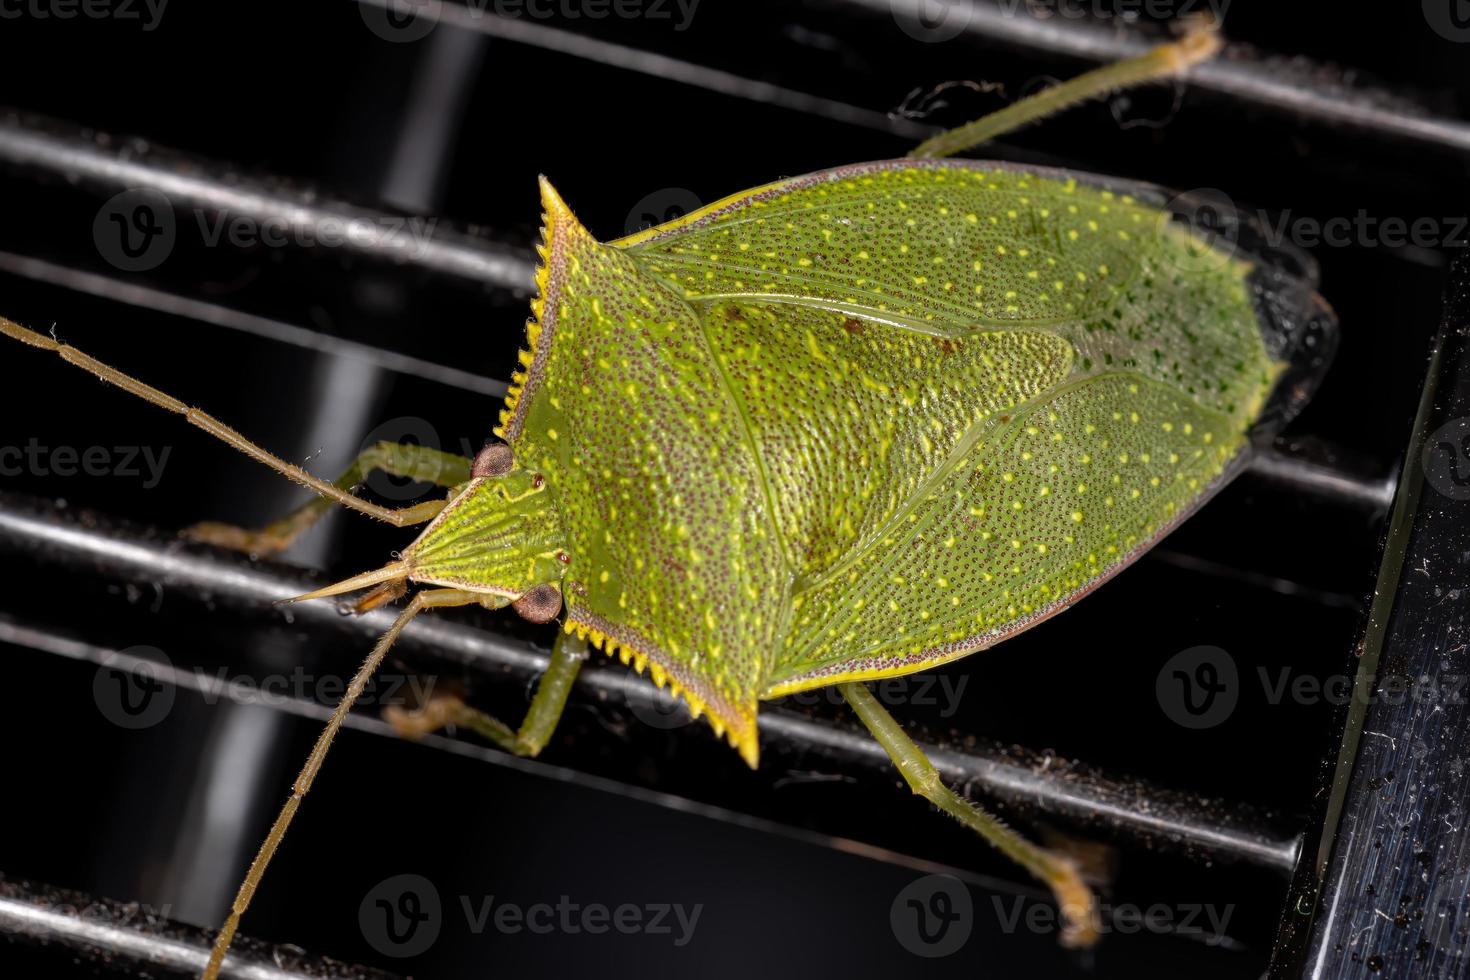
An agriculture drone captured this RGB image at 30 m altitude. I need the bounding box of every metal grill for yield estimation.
[0,2,1465,978]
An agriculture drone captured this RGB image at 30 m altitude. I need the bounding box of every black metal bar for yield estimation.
[0,113,536,293]
[356,0,937,139]
[0,613,1032,891]
[1248,447,1397,515]
[0,112,1396,512]
[352,0,1470,155]
[0,875,401,980]
[847,0,1470,154]
[0,250,508,397]
[0,490,1301,875]
[1277,254,1470,977]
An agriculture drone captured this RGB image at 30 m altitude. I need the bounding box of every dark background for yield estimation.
[0,2,1466,978]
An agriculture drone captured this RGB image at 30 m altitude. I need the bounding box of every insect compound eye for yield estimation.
[471,441,515,477]
[511,583,563,624]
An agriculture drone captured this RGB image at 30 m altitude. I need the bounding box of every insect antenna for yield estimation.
[200,587,478,980]
[0,316,446,528]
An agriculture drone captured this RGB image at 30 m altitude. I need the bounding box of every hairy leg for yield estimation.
[187,441,472,554]
[909,29,1220,160]
[841,681,1098,947]
[386,630,587,757]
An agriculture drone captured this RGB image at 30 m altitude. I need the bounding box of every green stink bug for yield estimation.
[0,26,1335,973]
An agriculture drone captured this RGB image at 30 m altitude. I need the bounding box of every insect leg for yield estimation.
[201,587,479,980]
[385,629,587,757]
[908,28,1221,160]
[186,441,473,554]
[0,316,452,529]
[840,681,1099,947]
